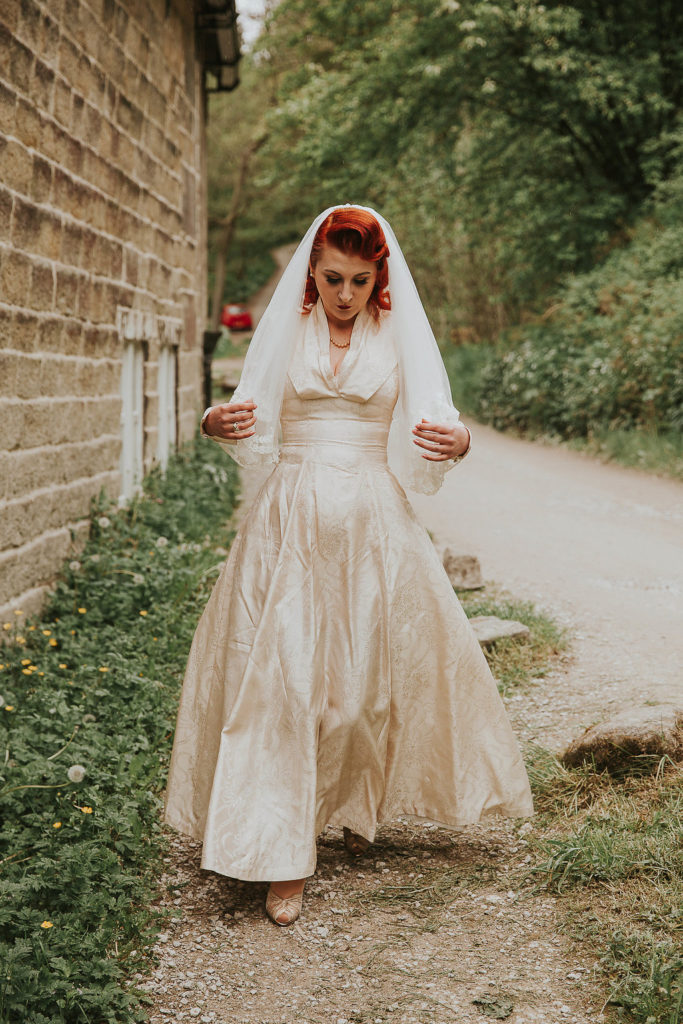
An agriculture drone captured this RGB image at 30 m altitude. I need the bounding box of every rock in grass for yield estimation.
[562,705,683,771]
[469,615,530,648]
[442,550,484,589]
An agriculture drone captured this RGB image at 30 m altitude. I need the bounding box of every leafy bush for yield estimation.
[444,192,683,447]
[0,438,239,1023]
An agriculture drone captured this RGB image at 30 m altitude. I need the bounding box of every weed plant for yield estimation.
[526,747,682,1023]
[0,438,239,1024]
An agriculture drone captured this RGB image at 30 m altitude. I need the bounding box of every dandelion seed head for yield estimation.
[67,764,86,783]
[155,536,169,548]
[69,561,81,572]
[97,516,111,529]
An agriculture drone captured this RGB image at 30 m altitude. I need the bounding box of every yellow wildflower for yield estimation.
[40,921,53,929]
[21,659,31,666]
[53,822,62,829]
[98,667,109,673]
[3,623,11,630]
[38,671,44,676]
[139,610,148,617]
[0,664,4,670]
[59,663,67,669]
[79,806,93,814]
[70,629,76,635]
[5,706,15,711]
[28,625,36,631]
[13,609,23,616]
[22,669,32,675]
[48,639,58,647]
[42,630,51,636]
[77,608,87,615]
[15,636,25,644]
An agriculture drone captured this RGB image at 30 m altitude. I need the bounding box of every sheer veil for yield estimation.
[223,204,460,495]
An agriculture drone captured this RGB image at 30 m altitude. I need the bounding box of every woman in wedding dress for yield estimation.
[163,206,533,926]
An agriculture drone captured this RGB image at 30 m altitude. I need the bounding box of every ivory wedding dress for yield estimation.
[163,302,533,881]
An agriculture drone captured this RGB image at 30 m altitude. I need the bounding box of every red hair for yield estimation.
[303,207,391,321]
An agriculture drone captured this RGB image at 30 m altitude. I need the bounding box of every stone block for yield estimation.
[53,77,72,129]
[16,0,40,50]
[29,260,55,311]
[0,352,18,397]
[31,58,55,110]
[442,549,484,590]
[55,267,80,315]
[0,400,24,451]
[1,250,32,305]
[0,187,12,242]
[0,80,16,135]
[563,706,683,772]
[5,27,32,92]
[11,196,62,259]
[60,220,84,266]
[38,10,61,65]
[14,354,42,400]
[11,310,39,352]
[1,137,32,194]
[15,97,43,149]
[0,2,20,34]
[30,154,53,203]
[469,615,531,648]
[38,316,66,354]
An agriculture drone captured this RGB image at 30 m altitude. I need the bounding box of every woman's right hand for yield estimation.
[204,400,257,441]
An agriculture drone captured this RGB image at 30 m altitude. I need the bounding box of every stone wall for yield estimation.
[0,0,209,617]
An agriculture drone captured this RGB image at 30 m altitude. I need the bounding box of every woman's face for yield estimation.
[310,244,377,323]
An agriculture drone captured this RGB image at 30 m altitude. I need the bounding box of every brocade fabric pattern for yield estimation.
[163,307,534,881]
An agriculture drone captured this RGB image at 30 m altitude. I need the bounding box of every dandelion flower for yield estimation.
[49,639,58,647]
[21,659,31,666]
[155,536,169,549]
[69,560,81,572]
[13,609,23,616]
[15,636,26,644]
[0,665,4,671]
[42,630,51,636]
[78,608,87,615]
[139,610,148,617]
[98,666,109,673]
[67,765,86,783]
[97,516,111,529]
[3,623,12,630]
[79,805,93,814]
[53,822,62,829]
[38,671,44,676]
[5,705,15,711]
[22,669,32,675]
[40,921,53,929]
[59,663,67,669]
[28,625,36,631]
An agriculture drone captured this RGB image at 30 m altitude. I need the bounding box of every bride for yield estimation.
[163,205,533,927]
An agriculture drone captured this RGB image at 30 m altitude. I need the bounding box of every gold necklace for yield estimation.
[329,333,351,349]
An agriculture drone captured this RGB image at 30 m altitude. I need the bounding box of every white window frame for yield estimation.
[119,341,145,504]
[157,344,178,471]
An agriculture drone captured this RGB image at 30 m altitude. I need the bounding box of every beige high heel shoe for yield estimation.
[265,882,305,926]
[343,826,371,856]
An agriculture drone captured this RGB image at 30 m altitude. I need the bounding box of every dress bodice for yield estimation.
[279,300,399,469]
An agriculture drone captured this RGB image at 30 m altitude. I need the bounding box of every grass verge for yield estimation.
[0,437,239,1024]
[526,746,682,1023]
[459,585,568,695]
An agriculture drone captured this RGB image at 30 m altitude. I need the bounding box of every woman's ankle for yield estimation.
[269,877,306,899]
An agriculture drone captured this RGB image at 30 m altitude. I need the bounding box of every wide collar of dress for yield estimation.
[287,297,398,402]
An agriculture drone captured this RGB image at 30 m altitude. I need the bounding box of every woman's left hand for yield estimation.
[412,419,471,461]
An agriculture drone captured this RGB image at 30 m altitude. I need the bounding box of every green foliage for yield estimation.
[444,170,683,460]
[0,439,239,1023]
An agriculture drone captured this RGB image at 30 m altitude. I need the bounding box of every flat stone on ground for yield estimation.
[469,615,530,647]
[562,704,683,771]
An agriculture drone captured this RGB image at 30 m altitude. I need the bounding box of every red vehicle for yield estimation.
[220,304,253,331]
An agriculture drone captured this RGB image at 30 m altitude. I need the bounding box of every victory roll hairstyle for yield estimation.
[303,207,391,321]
